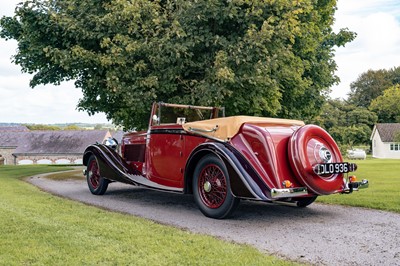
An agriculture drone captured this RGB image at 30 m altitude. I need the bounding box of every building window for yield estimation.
[390,143,400,151]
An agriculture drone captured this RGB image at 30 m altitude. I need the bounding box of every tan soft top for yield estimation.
[182,116,304,141]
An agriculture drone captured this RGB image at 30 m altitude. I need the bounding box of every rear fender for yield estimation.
[184,142,271,200]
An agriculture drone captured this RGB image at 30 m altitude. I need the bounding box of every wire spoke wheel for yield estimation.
[198,164,227,209]
[193,155,239,219]
[86,155,109,195]
[88,159,100,189]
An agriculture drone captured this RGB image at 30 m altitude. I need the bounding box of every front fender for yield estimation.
[184,142,272,200]
[83,144,137,184]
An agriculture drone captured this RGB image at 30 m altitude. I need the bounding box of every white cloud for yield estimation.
[331,0,400,99]
[0,1,109,124]
[0,42,110,124]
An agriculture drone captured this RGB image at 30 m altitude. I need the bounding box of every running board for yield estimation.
[126,173,183,192]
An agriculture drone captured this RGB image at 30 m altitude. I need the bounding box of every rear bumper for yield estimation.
[271,187,308,199]
[342,179,369,193]
[270,179,369,199]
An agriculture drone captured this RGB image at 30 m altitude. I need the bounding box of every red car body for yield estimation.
[83,102,368,218]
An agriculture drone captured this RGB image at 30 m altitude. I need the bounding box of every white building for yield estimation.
[370,123,400,159]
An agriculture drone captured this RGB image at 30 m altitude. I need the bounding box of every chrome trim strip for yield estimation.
[188,125,219,133]
[271,187,308,199]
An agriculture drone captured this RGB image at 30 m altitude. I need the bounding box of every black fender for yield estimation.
[83,144,138,185]
[184,142,272,201]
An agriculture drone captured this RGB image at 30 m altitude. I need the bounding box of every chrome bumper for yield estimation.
[343,179,369,193]
[271,179,368,198]
[271,187,308,199]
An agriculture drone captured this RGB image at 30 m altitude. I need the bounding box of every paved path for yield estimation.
[28,174,400,266]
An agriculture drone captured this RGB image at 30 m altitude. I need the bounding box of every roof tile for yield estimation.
[0,130,109,154]
[376,123,400,142]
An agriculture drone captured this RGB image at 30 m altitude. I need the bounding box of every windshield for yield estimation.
[151,103,224,126]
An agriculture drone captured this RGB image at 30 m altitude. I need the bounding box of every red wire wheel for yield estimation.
[88,158,100,189]
[193,154,239,219]
[198,163,227,209]
[86,155,109,195]
[288,125,345,195]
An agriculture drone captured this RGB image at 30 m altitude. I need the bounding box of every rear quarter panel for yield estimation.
[230,123,303,190]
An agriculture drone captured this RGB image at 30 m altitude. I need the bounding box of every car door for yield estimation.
[146,125,186,188]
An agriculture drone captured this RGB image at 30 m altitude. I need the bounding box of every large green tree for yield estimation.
[348,67,400,108]
[1,0,355,129]
[369,85,400,123]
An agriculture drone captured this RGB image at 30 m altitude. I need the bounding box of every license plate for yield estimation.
[313,163,353,175]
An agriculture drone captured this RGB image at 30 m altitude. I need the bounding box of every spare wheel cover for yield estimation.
[288,125,344,195]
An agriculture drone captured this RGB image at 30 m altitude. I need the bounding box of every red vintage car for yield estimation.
[83,102,368,219]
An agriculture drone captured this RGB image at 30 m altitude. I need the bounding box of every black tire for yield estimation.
[192,154,240,219]
[296,196,318,207]
[86,155,109,195]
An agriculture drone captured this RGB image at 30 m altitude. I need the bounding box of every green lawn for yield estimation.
[317,159,400,213]
[2,159,398,265]
[0,165,297,265]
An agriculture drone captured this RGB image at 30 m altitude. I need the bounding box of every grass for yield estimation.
[0,165,298,266]
[317,158,400,213]
[44,168,85,180]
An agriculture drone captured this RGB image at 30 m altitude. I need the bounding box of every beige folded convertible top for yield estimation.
[182,116,304,141]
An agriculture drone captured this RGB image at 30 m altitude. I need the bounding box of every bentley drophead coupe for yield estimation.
[83,102,368,219]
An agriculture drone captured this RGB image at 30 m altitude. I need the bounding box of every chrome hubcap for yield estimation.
[203,181,212,193]
[319,146,332,163]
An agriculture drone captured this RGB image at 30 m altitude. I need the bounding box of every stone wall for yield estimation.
[15,154,83,165]
[0,150,84,165]
[0,147,17,165]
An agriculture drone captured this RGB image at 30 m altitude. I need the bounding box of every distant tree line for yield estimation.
[25,124,106,130]
[314,66,400,148]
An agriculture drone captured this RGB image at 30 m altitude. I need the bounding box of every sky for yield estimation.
[332,0,400,98]
[1,0,400,124]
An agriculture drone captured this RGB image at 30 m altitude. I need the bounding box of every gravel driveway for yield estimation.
[28,173,400,266]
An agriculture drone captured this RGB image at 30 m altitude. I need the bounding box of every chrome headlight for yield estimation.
[103,137,118,151]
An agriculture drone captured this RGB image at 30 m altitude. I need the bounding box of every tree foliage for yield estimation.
[25,124,61,130]
[1,0,355,129]
[94,124,103,130]
[348,67,400,108]
[63,124,82,130]
[313,99,377,146]
[347,108,378,128]
[329,124,371,147]
[369,85,400,123]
